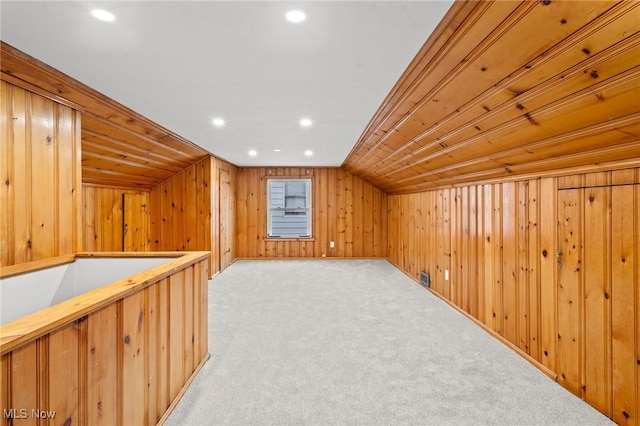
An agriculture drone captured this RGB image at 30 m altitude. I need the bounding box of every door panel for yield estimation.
[611,185,637,425]
[123,193,148,251]
[557,189,584,396]
[557,183,639,424]
[219,169,232,271]
[583,186,611,415]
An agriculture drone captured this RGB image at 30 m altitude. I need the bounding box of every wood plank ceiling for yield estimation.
[1,42,209,190]
[3,0,639,194]
[343,0,640,194]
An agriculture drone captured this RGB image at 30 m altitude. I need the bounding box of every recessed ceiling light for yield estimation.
[91,9,115,22]
[248,150,257,157]
[300,118,312,127]
[304,150,313,157]
[273,149,282,152]
[286,10,306,23]
[212,118,225,127]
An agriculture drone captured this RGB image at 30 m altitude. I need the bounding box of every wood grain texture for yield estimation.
[557,188,584,396]
[539,177,558,373]
[150,156,236,276]
[122,292,146,426]
[145,284,158,426]
[492,184,503,337]
[219,169,233,271]
[387,169,639,425]
[1,42,209,190]
[168,271,184,402]
[182,266,194,380]
[636,183,640,426]
[611,185,637,425]
[83,186,150,252]
[1,81,82,267]
[527,180,541,360]
[236,167,387,258]
[48,323,80,426]
[343,1,640,193]
[124,192,150,252]
[0,255,209,426]
[9,342,38,426]
[157,278,170,418]
[1,252,209,355]
[0,355,8,426]
[87,304,118,426]
[583,186,612,415]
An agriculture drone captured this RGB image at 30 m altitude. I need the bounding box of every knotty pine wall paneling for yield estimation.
[557,188,584,396]
[1,81,82,267]
[149,156,236,276]
[150,159,208,267]
[218,168,234,271]
[387,167,640,425]
[235,167,387,258]
[609,181,637,425]
[210,156,236,274]
[82,186,150,252]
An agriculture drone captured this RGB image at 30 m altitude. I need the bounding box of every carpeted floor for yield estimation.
[165,259,612,426]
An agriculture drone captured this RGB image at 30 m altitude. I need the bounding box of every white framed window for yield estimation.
[267,179,312,238]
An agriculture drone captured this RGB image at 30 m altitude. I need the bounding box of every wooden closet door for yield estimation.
[557,184,639,425]
[583,186,612,416]
[610,184,637,425]
[557,188,584,397]
[123,192,149,251]
[219,169,232,271]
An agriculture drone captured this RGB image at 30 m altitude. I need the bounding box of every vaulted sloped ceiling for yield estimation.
[1,43,209,190]
[343,0,640,194]
[3,1,639,193]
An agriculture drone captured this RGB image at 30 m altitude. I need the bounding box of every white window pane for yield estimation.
[267,178,312,237]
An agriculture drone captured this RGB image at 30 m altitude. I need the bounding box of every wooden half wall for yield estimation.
[236,167,387,258]
[387,167,640,425]
[1,81,82,267]
[0,252,209,426]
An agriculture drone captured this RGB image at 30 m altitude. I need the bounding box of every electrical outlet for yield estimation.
[445,269,449,281]
[329,241,335,248]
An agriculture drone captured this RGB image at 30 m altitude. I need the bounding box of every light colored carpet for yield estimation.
[165,259,612,426]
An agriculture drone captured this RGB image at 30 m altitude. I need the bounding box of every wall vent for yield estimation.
[420,271,430,288]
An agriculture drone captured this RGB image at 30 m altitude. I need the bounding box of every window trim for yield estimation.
[266,178,313,239]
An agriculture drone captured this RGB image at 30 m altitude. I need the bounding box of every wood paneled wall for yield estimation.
[0,81,82,267]
[83,186,150,252]
[387,167,640,425]
[150,156,237,275]
[0,253,209,426]
[236,167,387,258]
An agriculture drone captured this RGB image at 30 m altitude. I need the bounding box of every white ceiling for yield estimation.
[1,0,453,167]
